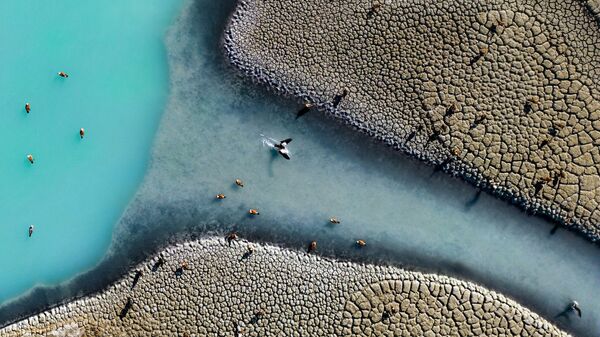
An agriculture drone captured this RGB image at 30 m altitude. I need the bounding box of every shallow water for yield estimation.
[1,0,599,336]
[0,1,182,302]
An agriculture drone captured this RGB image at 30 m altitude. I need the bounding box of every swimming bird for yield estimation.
[235,179,244,187]
[329,217,341,224]
[25,102,31,113]
[569,300,582,317]
[216,193,226,199]
[58,71,69,78]
[356,239,366,247]
[248,209,260,215]
[28,225,34,237]
[296,102,313,119]
[274,138,292,160]
[27,154,34,164]
[80,128,85,139]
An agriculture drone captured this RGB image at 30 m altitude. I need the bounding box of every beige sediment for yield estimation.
[0,238,568,336]
[224,0,600,241]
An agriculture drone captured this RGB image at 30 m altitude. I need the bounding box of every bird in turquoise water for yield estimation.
[80,128,85,139]
[28,225,34,237]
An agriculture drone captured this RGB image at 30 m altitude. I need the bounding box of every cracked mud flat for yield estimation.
[0,238,569,337]
[1,1,597,336]
[225,0,600,241]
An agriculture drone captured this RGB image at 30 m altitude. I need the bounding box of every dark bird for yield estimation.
[274,138,292,160]
[28,225,34,237]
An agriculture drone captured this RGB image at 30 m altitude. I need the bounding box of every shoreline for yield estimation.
[223,0,600,243]
[1,0,600,332]
[0,237,570,336]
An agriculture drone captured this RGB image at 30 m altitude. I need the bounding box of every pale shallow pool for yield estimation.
[0,1,182,302]
[1,1,598,336]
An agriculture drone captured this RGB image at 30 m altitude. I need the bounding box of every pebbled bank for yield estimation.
[0,238,569,336]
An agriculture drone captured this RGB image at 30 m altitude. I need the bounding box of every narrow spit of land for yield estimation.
[0,238,569,337]
[225,0,600,241]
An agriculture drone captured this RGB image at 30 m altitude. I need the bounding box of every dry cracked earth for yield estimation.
[0,238,568,337]
[225,0,600,240]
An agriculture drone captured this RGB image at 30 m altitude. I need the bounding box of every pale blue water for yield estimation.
[1,1,599,337]
[0,1,182,302]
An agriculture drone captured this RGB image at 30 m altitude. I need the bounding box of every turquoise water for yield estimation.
[0,1,182,302]
[0,1,599,337]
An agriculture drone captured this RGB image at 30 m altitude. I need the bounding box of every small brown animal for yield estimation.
[248,209,259,215]
[296,102,314,119]
[235,179,244,187]
[216,193,226,199]
[58,71,69,78]
[307,241,317,253]
[356,239,366,247]
[80,128,85,139]
[27,154,34,164]
[25,103,31,113]
[329,217,341,224]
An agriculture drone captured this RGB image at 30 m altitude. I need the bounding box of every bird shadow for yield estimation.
[549,224,561,236]
[465,190,482,210]
[130,271,142,290]
[554,304,578,320]
[118,298,133,319]
[151,258,164,272]
[240,251,253,261]
[268,150,278,177]
[554,308,571,320]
